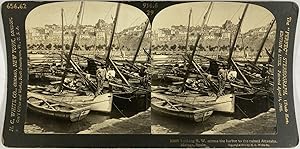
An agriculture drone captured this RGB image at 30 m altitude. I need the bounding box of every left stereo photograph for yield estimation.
[25,1,151,134]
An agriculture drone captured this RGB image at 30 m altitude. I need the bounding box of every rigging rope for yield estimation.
[240,34,246,60]
[70,2,80,26]
[205,3,214,25]
[63,11,68,27]
[104,5,114,21]
[196,3,208,26]
[112,102,127,118]
[115,34,125,60]
[236,104,249,118]
[252,14,272,30]
[230,4,243,21]
[127,14,143,31]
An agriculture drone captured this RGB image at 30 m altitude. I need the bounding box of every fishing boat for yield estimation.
[165,92,235,113]
[27,92,91,122]
[152,91,235,112]
[29,89,113,113]
[151,93,214,122]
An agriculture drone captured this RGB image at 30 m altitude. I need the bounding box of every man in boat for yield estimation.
[96,66,107,96]
[218,64,237,94]
[227,70,237,82]
[86,59,97,75]
[261,64,270,90]
[218,66,228,96]
[106,65,116,80]
[207,60,219,76]
[139,67,150,89]
[106,65,116,92]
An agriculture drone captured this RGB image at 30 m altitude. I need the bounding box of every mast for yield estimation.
[229,32,232,46]
[185,9,192,53]
[60,8,64,69]
[104,32,107,46]
[61,8,64,52]
[253,19,275,65]
[93,27,97,55]
[181,2,213,92]
[105,3,121,63]
[181,33,201,92]
[242,34,246,59]
[216,27,222,60]
[58,1,84,92]
[228,4,249,64]
[132,20,149,64]
[147,28,153,63]
[200,2,213,34]
[268,45,275,63]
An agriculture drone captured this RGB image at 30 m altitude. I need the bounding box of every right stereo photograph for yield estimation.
[150,2,276,135]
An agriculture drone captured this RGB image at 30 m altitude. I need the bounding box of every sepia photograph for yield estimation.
[1,0,299,147]
[25,1,151,134]
[150,2,276,135]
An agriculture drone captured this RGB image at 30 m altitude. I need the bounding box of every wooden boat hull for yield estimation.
[181,94,235,113]
[213,94,235,113]
[27,92,91,122]
[152,92,235,113]
[151,94,214,122]
[76,93,113,113]
[34,92,113,113]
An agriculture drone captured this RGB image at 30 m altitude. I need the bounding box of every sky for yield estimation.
[26,2,275,33]
[26,1,148,33]
[152,2,275,33]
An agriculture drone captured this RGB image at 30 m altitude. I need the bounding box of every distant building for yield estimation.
[222,20,237,31]
[221,31,231,39]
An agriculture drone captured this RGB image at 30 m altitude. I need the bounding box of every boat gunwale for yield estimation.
[151,98,214,114]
